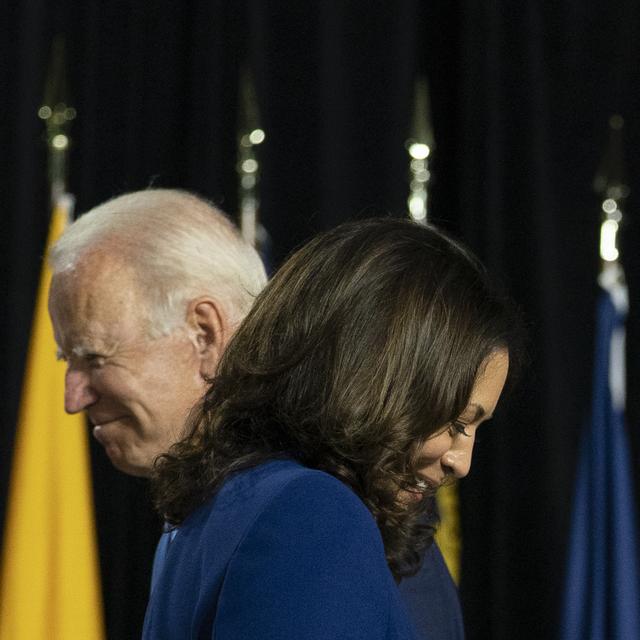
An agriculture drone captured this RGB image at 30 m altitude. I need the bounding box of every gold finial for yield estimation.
[595,115,627,266]
[39,36,76,203]
[237,66,265,247]
[406,76,435,224]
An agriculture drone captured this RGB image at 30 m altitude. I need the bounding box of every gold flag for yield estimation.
[435,483,461,584]
[0,195,105,639]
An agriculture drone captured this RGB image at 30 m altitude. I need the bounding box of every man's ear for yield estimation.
[185,297,231,378]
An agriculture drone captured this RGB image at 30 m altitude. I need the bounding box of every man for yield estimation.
[48,189,267,477]
[48,188,464,639]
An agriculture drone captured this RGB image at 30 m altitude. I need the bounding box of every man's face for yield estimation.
[48,256,210,477]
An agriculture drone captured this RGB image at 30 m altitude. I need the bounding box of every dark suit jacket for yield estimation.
[399,543,464,639]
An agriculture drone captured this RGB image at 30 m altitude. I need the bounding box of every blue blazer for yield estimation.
[144,459,419,639]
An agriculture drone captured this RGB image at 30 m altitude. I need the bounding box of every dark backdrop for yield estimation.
[2,2,640,639]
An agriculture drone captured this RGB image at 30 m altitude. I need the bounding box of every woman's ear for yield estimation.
[185,297,232,378]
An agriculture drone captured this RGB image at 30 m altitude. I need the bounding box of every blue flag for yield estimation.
[560,265,640,639]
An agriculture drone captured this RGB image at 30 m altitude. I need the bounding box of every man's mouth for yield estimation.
[92,424,107,444]
[91,418,126,446]
[89,415,126,428]
[91,424,124,462]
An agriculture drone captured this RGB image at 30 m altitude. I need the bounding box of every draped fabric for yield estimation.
[0,197,104,640]
[2,2,640,638]
[560,266,640,640]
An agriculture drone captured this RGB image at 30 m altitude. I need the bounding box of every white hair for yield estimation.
[49,189,268,336]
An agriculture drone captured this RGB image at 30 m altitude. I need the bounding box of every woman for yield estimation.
[143,218,519,639]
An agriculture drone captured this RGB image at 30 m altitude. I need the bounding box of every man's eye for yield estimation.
[85,354,106,368]
[449,420,470,437]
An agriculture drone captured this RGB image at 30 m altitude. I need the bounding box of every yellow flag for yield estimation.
[0,195,105,639]
[435,483,461,584]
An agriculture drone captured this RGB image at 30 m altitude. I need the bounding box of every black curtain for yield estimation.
[2,3,640,639]
[444,4,640,638]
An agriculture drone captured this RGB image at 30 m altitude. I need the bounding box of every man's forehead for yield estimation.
[52,251,141,304]
[49,254,148,344]
[55,245,134,282]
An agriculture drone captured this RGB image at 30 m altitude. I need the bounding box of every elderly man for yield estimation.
[48,188,464,639]
[48,189,266,477]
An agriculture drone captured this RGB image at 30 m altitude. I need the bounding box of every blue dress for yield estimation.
[143,459,419,639]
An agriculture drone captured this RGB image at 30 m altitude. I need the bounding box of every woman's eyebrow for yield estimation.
[464,403,490,422]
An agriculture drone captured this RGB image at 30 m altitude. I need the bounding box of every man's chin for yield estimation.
[93,427,152,477]
[108,452,152,478]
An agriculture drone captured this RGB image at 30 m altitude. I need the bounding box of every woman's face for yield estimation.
[412,349,509,496]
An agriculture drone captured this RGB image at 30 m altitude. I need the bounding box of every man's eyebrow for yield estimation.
[70,345,103,358]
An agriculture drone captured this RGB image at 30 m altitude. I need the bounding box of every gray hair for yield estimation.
[49,189,268,336]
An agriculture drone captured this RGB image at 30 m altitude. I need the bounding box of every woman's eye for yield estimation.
[450,420,470,437]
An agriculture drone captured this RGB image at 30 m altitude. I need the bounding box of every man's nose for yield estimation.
[64,368,98,413]
[442,436,475,479]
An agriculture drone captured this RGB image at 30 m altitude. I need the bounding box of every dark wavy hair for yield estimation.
[153,217,521,580]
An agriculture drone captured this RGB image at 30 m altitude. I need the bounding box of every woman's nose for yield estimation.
[441,437,475,479]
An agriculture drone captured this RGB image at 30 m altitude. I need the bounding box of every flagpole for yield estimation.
[405,75,461,583]
[559,115,640,640]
